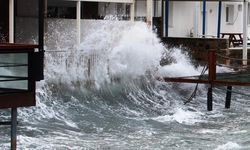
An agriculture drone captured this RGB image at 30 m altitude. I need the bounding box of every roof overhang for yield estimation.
[66,0,134,3]
[168,0,249,2]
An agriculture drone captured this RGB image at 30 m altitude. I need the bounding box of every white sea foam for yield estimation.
[215,142,242,150]
[158,48,200,77]
[198,129,224,134]
[152,108,204,125]
[43,20,166,88]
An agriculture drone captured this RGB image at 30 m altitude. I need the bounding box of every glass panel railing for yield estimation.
[0,53,28,90]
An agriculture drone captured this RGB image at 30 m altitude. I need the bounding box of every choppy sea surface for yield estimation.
[1,20,250,150]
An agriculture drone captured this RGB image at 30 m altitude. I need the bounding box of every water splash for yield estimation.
[2,19,249,149]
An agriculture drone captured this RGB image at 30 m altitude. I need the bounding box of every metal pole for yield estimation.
[161,0,164,37]
[38,0,45,80]
[243,0,248,65]
[165,0,169,37]
[217,1,222,38]
[77,0,81,45]
[11,108,17,150]
[39,0,44,51]
[202,0,206,37]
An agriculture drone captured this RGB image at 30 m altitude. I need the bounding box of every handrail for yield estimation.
[216,52,250,61]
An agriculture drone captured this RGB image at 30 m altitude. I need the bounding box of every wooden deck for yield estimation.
[160,50,250,111]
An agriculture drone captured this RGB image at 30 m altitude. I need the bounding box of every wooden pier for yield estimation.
[161,50,250,111]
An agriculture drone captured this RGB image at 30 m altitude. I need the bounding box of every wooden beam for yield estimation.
[0,92,35,109]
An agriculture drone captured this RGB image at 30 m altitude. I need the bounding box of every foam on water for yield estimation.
[215,142,242,150]
[152,108,205,125]
[158,48,201,77]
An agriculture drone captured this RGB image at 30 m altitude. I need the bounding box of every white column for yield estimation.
[243,0,248,65]
[77,0,81,45]
[130,0,135,21]
[147,0,153,26]
[9,0,14,43]
[193,3,199,37]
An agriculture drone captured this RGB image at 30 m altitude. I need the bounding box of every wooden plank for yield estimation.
[162,37,228,50]
[0,92,35,109]
[162,77,250,86]
[163,77,210,84]
[0,44,38,50]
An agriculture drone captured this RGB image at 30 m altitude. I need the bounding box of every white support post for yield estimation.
[77,0,81,45]
[147,0,153,26]
[193,3,199,37]
[9,0,14,43]
[130,0,135,21]
[243,0,248,65]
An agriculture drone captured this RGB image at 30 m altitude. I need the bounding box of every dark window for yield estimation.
[0,0,9,43]
[48,7,76,19]
[81,2,99,19]
[226,7,229,22]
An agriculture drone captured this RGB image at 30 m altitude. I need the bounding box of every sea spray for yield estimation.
[2,19,248,150]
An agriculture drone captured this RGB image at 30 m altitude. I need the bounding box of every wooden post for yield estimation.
[207,50,216,111]
[11,108,17,150]
[208,50,216,82]
[225,86,232,109]
[207,86,213,111]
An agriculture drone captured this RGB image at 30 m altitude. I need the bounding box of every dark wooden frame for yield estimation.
[0,44,38,109]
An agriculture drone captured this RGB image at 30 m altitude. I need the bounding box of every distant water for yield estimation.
[1,20,250,150]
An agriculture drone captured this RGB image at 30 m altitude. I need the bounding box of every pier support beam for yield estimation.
[225,86,232,109]
[207,50,216,111]
[207,86,213,111]
[11,108,17,150]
